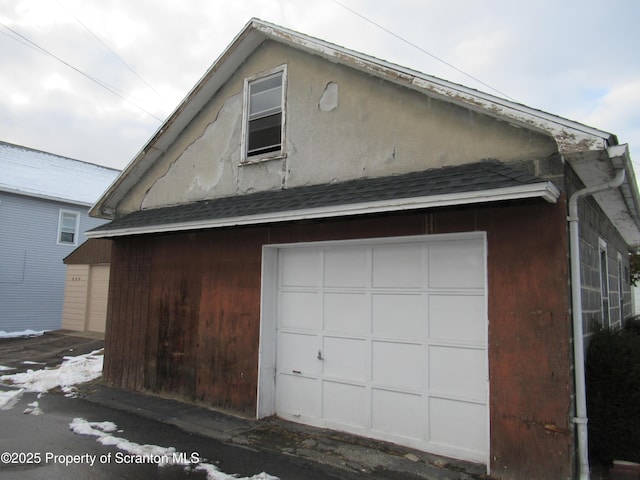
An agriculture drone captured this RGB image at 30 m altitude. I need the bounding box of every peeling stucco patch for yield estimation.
[319,82,338,111]
[142,94,242,209]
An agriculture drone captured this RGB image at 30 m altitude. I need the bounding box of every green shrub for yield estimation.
[624,316,640,336]
[586,322,640,463]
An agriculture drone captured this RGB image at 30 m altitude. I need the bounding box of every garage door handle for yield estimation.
[317,350,324,361]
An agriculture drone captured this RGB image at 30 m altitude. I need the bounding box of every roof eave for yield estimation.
[566,144,640,246]
[0,186,93,207]
[87,181,560,239]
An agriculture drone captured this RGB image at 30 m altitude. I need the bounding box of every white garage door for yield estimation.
[272,233,488,463]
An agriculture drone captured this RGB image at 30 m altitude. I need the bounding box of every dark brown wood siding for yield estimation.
[104,238,151,391]
[106,229,265,413]
[105,198,572,479]
[63,238,112,265]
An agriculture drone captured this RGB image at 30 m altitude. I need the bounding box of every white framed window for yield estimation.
[599,238,610,327]
[58,209,80,246]
[241,65,286,162]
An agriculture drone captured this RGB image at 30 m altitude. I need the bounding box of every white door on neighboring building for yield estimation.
[268,233,488,464]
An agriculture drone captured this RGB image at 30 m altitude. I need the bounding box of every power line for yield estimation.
[329,0,518,102]
[55,0,161,97]
[0,22,163,122]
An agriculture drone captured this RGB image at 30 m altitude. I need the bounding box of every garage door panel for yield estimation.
[277,332,320,375]
[371,388,425,440]
[372,293,425,340]
[429,294,486,343]
[372,244,423,288]
[429,397,487,459]
[323,381,367,429]
[276,374,319,419]
[429,240,484,289]
[280,249,321,287]
[324,248,369,288]
[324,292,369,334]
[279,291,321,330]
[429,346,487,399]
[323,336,367,382]
[372,341,424,391]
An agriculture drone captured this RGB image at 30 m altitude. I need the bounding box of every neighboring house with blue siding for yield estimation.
[0,141,119,332]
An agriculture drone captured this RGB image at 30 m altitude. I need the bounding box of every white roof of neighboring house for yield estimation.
[0,141,119,207]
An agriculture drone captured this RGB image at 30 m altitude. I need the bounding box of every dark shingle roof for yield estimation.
[91,160,547,233]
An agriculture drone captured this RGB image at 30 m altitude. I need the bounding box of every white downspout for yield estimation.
[568,166,625,480]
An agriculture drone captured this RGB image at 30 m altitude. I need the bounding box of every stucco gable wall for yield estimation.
[118,41,558,215]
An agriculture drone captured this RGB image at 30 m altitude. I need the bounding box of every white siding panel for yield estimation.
[61,265,89,331]
[87,265,109,332]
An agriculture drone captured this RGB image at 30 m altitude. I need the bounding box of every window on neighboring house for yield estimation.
[599,239,610,327]
[618,253,625,325]
[58,210,79,246]
[242,66,286,161]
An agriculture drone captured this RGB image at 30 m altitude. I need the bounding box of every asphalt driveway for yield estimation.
[0,331,487,480]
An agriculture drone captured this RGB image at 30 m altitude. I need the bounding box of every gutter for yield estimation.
[567,150,627,480]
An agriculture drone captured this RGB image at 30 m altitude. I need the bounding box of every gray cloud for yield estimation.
[1,0,639,170]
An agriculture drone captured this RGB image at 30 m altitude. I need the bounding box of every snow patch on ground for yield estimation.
[24,400,44,415]
[0,389,24,410]
[0,366,16,371]
[0,349,103,395]
[70,418,279,480]
[0,330,46,339]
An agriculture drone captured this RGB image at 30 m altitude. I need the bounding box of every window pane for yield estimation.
[250,85,282,117]
[251,74,282,94]
[62,214,76,229]
[246,71,284,158]
[60,231,75,243]
[248,113,282,155]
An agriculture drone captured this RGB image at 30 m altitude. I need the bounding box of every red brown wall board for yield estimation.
[104,199,573,478]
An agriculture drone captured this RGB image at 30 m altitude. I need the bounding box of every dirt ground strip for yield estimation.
[0,330,104,374]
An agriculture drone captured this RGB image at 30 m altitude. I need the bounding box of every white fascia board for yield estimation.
[257,20,611,153]
[0,186,93,207]
[86,182,560,239]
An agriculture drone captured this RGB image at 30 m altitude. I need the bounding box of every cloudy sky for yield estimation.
[1,0,639,173]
